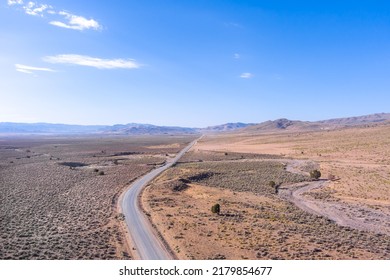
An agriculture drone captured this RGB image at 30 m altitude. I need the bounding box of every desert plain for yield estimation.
[1,121,390,260]
[0,135,195,259]
[143,122,390,259]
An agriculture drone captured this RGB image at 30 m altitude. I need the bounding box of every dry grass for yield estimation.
[0,135,194,259]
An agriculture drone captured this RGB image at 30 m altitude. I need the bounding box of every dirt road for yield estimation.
[280,160,390,236]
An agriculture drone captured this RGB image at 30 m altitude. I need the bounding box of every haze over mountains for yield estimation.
[0,113,389,135]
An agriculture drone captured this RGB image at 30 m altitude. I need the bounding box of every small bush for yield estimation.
[269,181,276,188]
[310,169,321,180]
[211,203,220,214]
[98,171,105,176]
[93,168,99,172]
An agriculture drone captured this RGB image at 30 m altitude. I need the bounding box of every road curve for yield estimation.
[280,160,390,235]
[121,137,200,260]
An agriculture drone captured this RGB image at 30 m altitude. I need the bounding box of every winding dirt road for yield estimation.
[280,160,390,235]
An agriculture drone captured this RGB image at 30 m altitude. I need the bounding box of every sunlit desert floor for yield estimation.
[143,124,390,259]
[0,135,194,259]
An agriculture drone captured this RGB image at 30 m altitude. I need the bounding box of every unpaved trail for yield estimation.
[280,160,390,236]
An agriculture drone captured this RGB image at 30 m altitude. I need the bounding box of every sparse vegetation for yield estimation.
[145,172,390,260]
[174,161,308,195]
[143,125,390,260]
[0,135,195,260]
[179,150,284,163]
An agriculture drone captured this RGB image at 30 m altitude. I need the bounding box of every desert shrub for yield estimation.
[269,181,276,188]
[116,214,125,221]
[310,169,321,180]
[98,171,105,176]
[93,168,99,172]
[211,203,220,214]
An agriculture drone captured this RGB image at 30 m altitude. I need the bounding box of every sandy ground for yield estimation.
[142,124,390,259]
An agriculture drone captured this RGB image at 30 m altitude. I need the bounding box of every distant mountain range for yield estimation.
[0,113,389,135]
[0,122,108,134]
[240,113,390,134]
[0,122,197,135]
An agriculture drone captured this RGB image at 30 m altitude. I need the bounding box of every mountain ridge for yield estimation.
[0,113,389,135]
[239,113,390,133]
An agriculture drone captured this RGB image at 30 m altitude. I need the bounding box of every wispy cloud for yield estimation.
[234,53,241,59]
[7,1,101,31]
[7,0,23,5]
[49,11,100,31]
[240,72,254,79]
[43,54,140,70]
[15,64,55,74]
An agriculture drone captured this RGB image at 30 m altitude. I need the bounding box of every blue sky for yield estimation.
[1,0,389,127]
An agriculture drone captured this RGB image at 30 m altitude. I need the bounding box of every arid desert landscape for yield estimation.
[142,121,390,259]
[1,116,390,260]
[0,135,195,259]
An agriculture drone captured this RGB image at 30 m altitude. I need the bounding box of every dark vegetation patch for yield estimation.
[112,151,143,156]
[58,162,88,168]
[187,171,216,181]
[164,178,191,192]
[173,181,189,192]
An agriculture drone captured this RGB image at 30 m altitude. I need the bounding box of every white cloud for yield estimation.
[7,0,23,5]
[49,11,100,31]
[15,64,55,74]
[240,72,254,79]
[8,1,101,31]
[43,54,140,70]
[234,53,240,59]
[16,68,34,74]
[23,2,51,17]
